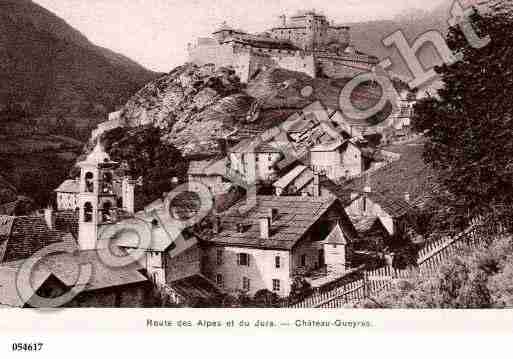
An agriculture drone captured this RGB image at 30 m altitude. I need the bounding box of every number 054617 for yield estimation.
[12,343,44,352]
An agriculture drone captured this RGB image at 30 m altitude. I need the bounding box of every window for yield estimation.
[273,279,280,292]
[332,244,337,249]
[242,277,250,292]
[85,172,94,192]
[237,253,250,266]
[101,201,112,223]
[216,274,224,288]
[275,256,281,269]
[300,254,307,267]
[84,202,93,223]
[216,249,223,265]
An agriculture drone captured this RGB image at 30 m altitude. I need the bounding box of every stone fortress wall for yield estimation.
[187,10,378,83]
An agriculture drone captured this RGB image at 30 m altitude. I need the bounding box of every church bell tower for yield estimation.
[77,142,118,251]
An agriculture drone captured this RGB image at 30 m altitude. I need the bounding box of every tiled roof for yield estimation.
[0,266,53,307]
[310,139,349,152]
[228,34,299,51]
[170,274,223,301]
[352,216,389,242]
[344,139,438,206]
[204,196,357,250]
[54,179,80,193]
[229,138,258,153]
[0,250,148,306]
[319,176,353,205]
[104,219,176,253]
[41,250,147,291]
[54,210,79,238]
[273,165,308,189]
[112,207,199,256]
[255,143,281,154]
[294,170,314,192]
[367,192,412,218]
[0,196,34,216]
[0,215,77,263]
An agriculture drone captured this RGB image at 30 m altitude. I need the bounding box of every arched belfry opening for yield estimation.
[85,172,94,192]
[84,202,93,223]
[102,201,112,223]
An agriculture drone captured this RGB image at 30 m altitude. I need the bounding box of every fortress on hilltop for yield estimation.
[188,10,379,82]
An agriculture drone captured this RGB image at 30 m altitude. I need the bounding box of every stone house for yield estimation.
[201,196,357,297]
[310,139,364,180]
[187,158,231,196]
[227,139,283,186]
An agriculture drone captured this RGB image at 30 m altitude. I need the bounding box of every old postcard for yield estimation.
[1,0,512,350]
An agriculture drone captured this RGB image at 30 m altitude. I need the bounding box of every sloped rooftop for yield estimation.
[0,215,77,263]
[204,195,357,250]
[54,179,80,193]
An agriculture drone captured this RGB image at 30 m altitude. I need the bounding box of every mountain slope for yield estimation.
[0,0,158,120]
[349,1,452,81]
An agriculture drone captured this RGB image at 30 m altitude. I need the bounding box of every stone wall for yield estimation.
[273,54,316,78]
[166,245,202,283]
[318,57,373,79]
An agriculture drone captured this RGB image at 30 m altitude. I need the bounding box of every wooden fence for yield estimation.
[288,216,506,308]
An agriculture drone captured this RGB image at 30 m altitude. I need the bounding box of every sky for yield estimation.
[33,0,448,72]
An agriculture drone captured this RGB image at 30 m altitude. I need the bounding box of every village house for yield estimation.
[227,139,283,186]
[0,250,151,308]
[320,177,413,237]
[201,195,357,297]
[55,179,80,211]
[0,208,151,308]
[310,139,364,181]
[344,187,413,236]
[187,157,231,196]
[391,90,417,132]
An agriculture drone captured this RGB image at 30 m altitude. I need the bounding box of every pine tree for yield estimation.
[414,2,513,229]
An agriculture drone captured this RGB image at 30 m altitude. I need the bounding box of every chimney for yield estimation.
[44,207,55,230]
[268,208,278,224]
[364,174,372,194]
[216,138,228,155]
[404,192,411,203]
[279,14,286,27]
[313,172,321,197]
[259,216,270,240]
[122,176,135,215]
[213,216,221,234]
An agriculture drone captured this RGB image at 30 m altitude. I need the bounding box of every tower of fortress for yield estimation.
[188,10,379,82]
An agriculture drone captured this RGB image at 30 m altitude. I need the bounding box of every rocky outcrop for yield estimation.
[116,64,254,156]
[102,63,386,158]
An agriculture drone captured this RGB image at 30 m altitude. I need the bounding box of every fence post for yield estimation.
[363,270,368,299]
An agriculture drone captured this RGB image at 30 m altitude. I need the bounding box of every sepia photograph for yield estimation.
[1,0,513,331]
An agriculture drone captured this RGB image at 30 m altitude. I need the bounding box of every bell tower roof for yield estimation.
[80,142,117,167]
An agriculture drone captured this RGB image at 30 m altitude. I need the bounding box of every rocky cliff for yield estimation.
[109,63,385,157]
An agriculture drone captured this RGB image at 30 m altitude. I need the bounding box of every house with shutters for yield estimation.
[201,195,357,297]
